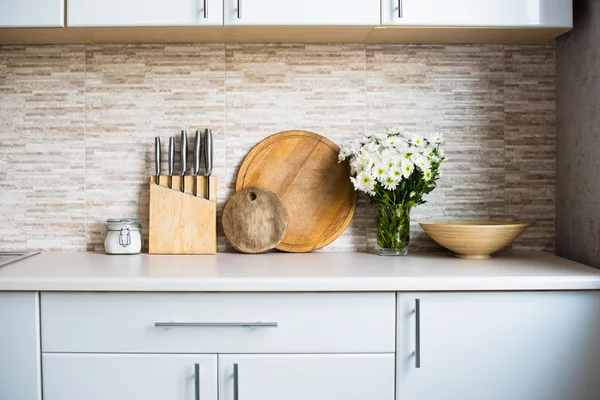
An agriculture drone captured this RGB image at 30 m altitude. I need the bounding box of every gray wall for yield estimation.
[556,0,600,268]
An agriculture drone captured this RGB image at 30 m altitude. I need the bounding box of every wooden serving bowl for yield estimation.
[419,221,530,259]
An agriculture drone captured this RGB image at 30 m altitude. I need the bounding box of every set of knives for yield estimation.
[154,129,213,199]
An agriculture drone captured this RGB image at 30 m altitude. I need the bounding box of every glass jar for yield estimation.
[104,218,142,255]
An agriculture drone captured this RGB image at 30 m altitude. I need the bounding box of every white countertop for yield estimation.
[0,251,599,292]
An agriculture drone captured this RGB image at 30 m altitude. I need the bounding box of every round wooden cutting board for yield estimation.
[222,187,289,254]
[236,130,357,252]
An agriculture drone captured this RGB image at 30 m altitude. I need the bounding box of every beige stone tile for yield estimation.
[0,45,85,175]
[0,43,558,254]
[365,172,507,252]
[226,44,366,78]
[84,45,227,251]
[86,44,225,80]
[0,174,86,251]
[505,45,556,251]
[225,73,367,251]
[85,173,149,252]
[366,44,509,252]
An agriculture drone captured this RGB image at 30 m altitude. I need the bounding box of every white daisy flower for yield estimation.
[338,149,349,162]
[430,133,444,144]
[382,177,397,190]
[401,160,414,178]
[374,164,388,181]
[390,168,403,180]
[354,172,376,195]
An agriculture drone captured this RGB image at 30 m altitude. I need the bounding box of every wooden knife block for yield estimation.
[149,176,218,255]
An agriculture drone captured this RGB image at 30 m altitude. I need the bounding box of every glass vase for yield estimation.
[376,202,412,256]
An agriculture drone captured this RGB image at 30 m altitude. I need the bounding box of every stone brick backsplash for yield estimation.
[0,43,555,252]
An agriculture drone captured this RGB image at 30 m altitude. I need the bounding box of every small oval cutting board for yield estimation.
[236,130,357,252]
[222,187,289,254]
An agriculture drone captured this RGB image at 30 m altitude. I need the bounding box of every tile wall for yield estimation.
[0,43,556,252]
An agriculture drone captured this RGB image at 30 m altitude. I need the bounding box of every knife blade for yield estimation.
[154,137,161,185]
[180,130,188,193]
[193,130,202,197]
[168,137,175,189]
[204,128,213,200]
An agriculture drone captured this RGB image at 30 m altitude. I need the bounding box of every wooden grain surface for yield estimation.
[236,130,357,253]
[149,176,218,254]
[419,221,529,259]
[0,26,566,45]
[222,187,288,254]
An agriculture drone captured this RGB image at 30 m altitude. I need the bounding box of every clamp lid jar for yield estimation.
[104,218,142,255]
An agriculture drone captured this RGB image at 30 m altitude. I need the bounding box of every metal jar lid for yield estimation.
[106,218,142,232]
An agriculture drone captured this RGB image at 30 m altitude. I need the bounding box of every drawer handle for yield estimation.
[414,298,421,368]
[195,363,200,400]
[397,0,403,18]
[203,0,208,18]
[154,322,278,328]
[233,363,239,400]
[237,0,242,18]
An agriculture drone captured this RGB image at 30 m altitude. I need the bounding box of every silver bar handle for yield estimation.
[203,0,208,18]
[154,322,278,328]
[233,363,239,400]
[194,363,200,400]
[237,0,242,19]
[398,0,403,18]
[415,298,421,368]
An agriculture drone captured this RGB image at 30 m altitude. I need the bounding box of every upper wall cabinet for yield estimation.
[0,0,64,27]
[67,0,224,27]
[381,0,572,27]
[223,0,380,26]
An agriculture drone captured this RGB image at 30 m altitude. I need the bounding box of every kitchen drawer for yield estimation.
[43,354,217,400]
[41,292,395,353]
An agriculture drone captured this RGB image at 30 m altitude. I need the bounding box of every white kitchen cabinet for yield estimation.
[67,0,223,27]
[397,292,600,400]
[0,292,41,400]
[43,354,217,400]
[41,292,395,354]
[224,0,380,26]
[219,354,395,400]
[381,0,572,27]
[0,0,64,27]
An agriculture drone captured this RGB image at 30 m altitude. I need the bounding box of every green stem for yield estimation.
[376,202,411,249]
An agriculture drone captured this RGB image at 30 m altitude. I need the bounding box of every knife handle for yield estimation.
[181,130,188,176]
[204,128,213,177]
[168,137,175,177]
[154,137,161,179]
[194,130,202,176]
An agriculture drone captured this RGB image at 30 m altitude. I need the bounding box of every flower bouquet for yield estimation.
[339,128,445,255]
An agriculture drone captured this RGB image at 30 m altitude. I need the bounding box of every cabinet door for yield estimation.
[397,292,600,400]
[0,292,41,400]
[43,354,217,400]
[224,0,380,26]
[0,0,64,27]
[381,0,572,27]
[219,354,394,400]
[67,0,223,27]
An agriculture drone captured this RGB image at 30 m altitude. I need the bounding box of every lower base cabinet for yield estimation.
[218,354,395,400]
[0,292,41,400]
[42,354,218,400]
[397,292,600,400]
[42,353,394,400]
